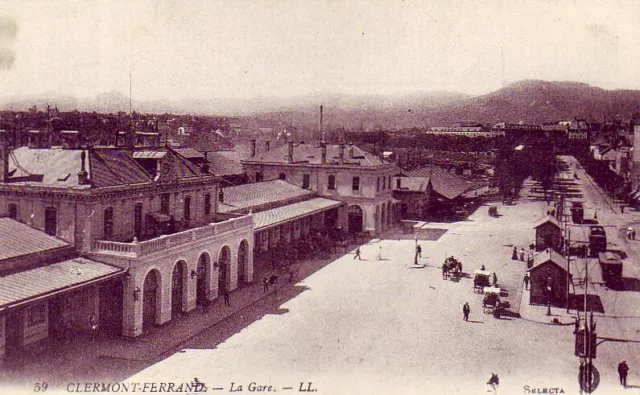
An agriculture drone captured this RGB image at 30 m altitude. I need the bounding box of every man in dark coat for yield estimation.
[619,360,629,388]
[493,272,498,286]
[462,302,470,321]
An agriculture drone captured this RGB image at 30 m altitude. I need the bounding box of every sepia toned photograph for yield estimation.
[0,0,639,394]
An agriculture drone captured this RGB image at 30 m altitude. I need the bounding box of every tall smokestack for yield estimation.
[287,141,294,163]
[250,139,256,158]
[338,143,345,165]
[0,131,9,183]
[320,105,324,142]
[321,141,327,164]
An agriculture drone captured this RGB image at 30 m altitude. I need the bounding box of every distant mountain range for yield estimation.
[3,80,640,129]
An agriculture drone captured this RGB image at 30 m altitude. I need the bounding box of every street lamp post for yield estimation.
[546,276,553,316]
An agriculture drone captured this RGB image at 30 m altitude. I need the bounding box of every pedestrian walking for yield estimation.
[633,229,636,240]
[353,247,363,260]
[492,272,498,286]
[376,246,383,260]
[462,302,470,321]
[512,247,518,260]
[223,290,230,306]
[523,273,530,290]
[621,204,625,213]
[594,211,598,221]
[416,244,422,258]
[618,360,629,388]
[519,248,525,261]
[262,277,269,293]
[487,373,499,392]
[481,265,486,271]
[628,228,632,240]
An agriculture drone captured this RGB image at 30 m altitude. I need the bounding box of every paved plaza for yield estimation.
[126,177,639,395]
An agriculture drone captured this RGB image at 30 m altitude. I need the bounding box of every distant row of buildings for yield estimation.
[425,120,591,139]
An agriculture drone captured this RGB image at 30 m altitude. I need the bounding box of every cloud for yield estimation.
[0,16,17,69]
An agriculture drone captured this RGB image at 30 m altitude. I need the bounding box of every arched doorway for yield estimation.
[238,240,249,287]
[218,246,231,293]
[348,205,364,234]
[142,270,160,332]
[196,253,210,306]
[171,261,187,318]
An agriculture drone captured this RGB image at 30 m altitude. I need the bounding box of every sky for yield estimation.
[0,0,639,102]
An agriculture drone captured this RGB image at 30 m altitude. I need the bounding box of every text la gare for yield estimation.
[230,382,317,392]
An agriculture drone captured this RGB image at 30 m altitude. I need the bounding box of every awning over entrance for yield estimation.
[147,212,172,223]
[253,197,343,231]
[0,257,125,312]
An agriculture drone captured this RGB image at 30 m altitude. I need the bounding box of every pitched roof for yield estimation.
[205,151,245,177]
[218,180,315,213]
[395,177,431,192]
[90,149,151,187]
[402,166,473,199]
[244,143,387,167]
[533,215,560,229]
[174,148,205,159]
[0,218,69,261]
[252,197,343,230]
[0,257,123,309]
[529,249,568,272]
[7,147,151,188]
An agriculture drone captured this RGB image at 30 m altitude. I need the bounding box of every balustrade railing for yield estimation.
[91,214,253,257]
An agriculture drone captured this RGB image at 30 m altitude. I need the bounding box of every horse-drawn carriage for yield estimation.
[483,287,502,316]
[473,270,492,293]
[442,256,463,280]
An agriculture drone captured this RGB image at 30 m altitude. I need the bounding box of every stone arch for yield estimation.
[237,239,249,287]
[142,268,162,331]
[196,252,212,305]
[170,260,189,318]
[348,205,364,234]
[218,245,232,293]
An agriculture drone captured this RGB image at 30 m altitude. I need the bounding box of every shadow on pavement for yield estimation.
[568,294,605,313]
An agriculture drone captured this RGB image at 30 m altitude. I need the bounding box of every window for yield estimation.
[44,207,57,236]
[302,174,310,189]
[352,176,360,191]
[104,207,114,238]
[376,178,380,191]
[383,176,386,190]
[27,303,46,327]
[396,178,401,189]
[134,203,143,238]
[279,172,286,180]
[328,175,336,190]
[184,195,191,221]
[204,193,211,215]
[389,176,392,189]
[8,203,17,219]
[160,193,170,214]
[256,172,263,182]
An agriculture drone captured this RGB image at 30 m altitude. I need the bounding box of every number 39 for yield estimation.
[34,382,48,392]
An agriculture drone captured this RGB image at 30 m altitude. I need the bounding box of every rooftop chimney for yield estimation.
[287,141,294,163]
[264,140,270,152]
[250,139,256,158]
[338,143,345,165]
[78,150,89,185]
[320,105,324,142]
[321,141,327,164]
